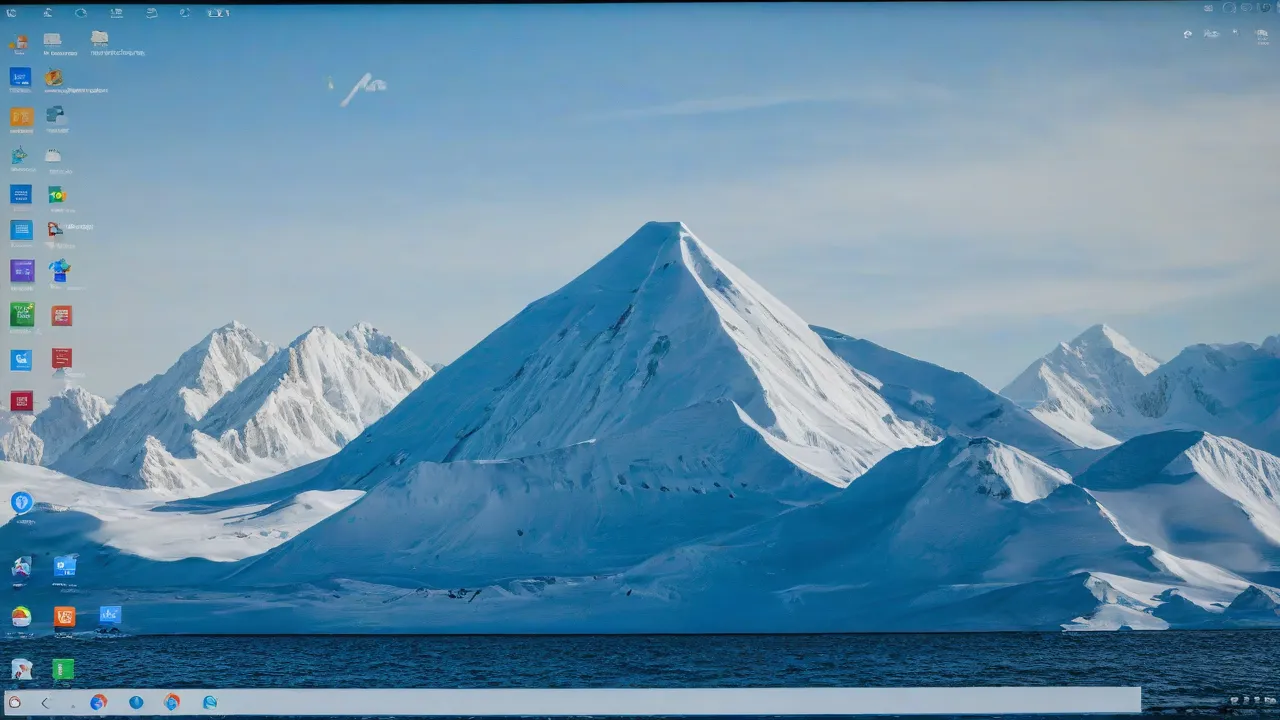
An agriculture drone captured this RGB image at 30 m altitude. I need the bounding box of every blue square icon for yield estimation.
[9,219,32,241]
[9,67,31,87]
[10,349,31,372]
[53,555,76,577]
[9,184,31,204]
[98,605,121,627]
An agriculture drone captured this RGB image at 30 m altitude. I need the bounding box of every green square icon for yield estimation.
[51,658,73,680]
[9,301,34,328]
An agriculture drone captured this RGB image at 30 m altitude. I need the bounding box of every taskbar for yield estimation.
[3,687,1142,716]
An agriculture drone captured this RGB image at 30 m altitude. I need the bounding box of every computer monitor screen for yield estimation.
[1,2,1278,718]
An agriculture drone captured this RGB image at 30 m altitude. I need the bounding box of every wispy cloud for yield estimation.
[578,83,950,122]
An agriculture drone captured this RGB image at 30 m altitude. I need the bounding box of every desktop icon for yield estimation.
[11,557,30,580]
[48,185,65,203]
[43,68,61,87]
[10,349,31,372]
[49,258,69,283]
[53,606,75,628]
[202,696,217,710]
[75,8,87,18]
[9,391,33,412]
[51,658,73,681]
[163,694,180,711]
[51,347,72,369]
[10,219,32,240]
[98,605,121,628]
[9,183,32,203]
[46,105,63,124]
[44,148,60,162]
[51,304,72,326]
[10,258,35,282]
[42,33,60,47]
[10,491,32,515]
[11,658,32,680]
[90,694,107,711]
[10,606,31,627]
[146,7,158,19]
[53,555,75,577]
[9,107,33,127]
[47,221,62,237]
[109,8,122,19]
[90,30,107,46]
[9,35,28,53]
[179,8,191,17]
[8,66,29,87]
[9,301,34,326]
[11,146,26,164]
[130,696,144,710]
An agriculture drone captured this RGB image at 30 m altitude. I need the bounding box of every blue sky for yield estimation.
[7,2,1280,400]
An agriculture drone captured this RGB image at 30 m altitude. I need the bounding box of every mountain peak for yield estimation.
[1063,324,1160,376]
[317,222,928,489]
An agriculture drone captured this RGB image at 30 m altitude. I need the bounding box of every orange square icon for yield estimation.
[51,305,72,327]
[53,606,75,628]
[9,107,34,127]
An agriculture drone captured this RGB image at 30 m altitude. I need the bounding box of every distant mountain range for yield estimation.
[0,221,1276,634]
[1002,323,1280,454]
[2,321,436,493]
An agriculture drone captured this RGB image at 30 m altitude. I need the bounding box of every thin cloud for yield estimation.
[579,83,950,122]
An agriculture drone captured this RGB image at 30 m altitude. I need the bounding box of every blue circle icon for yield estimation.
[89,695,106,711]
[10,491,33,515]
[130,696,144,710]
[202,696,217,710]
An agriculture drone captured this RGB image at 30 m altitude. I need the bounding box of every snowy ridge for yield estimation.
[0,387,112,466]
[0,413,42,465]
[1001,324,1159,449]
[1003,326,1280,454]
[812,326,1080,463]
[52,322,276,488]
[326,222,928,492]
[32,386,113,465]
[188,323,435,484]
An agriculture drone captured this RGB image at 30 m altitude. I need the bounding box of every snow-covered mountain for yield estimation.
[32,386,113,464]
[0,387,112,466]
[1003,326,1280,454]
[1001,324,1160,448]
[50,321,434,494]
[316,221,929,488]
[814,327,1084,467]
[1,221,1276,635]
[51,322,277,489]
[185,323,435,487]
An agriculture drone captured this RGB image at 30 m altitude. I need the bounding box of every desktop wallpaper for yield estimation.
[1,2,1279,636]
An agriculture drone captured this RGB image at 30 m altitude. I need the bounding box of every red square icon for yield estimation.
[50,305,72,327]
[9,391,33,412]
[51,347,72,369]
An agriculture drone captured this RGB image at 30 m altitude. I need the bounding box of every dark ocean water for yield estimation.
[2,632,1279,718]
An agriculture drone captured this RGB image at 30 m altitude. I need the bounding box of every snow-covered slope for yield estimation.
[0,413,42,464]
[0,387,112,466]
[1075,430,1280,582]
[1001,324,1159,448]
[1004,327,1280,455]
[52,321,432,494]
[813,326,1081,463]
[322,222,929,489]
[32,386,113,464]
[187,323,435,485]
[51,322,278,489]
